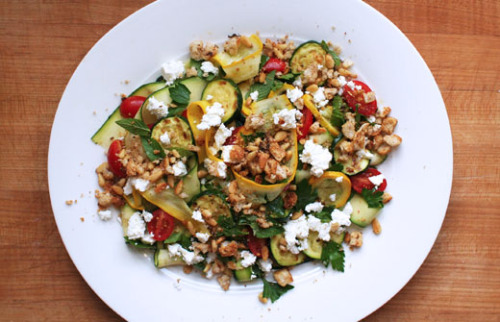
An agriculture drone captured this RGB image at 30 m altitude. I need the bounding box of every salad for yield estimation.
[93,34,402,303]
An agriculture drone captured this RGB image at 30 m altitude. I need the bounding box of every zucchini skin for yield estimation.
[289,41,327,74]
[201,79,242,124]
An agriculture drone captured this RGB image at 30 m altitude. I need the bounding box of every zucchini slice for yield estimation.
[309,171,351,208]
[349,194,381,227]
[369,152,387,166]
[333,139,370,176]
[201,79,242,123]
[270,234,306,266]
[290,41,327,74]
[180,76,207,104]
[120,204,137,236]
[181,156,200,202]
[139,87,172,125]
[234,261,254,282]
[154,249,184,268]
[190,192,232,224]
[151,116,194,150]
[303,231,323,259]
[91,81,166,148]
[250,94,294,132]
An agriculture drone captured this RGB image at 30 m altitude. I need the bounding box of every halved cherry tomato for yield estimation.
[262,58,286,73]
[107,140,126,178]
[350,168,387,193]
[223,126,242,146]
[147,209,175,241]
[297,107,313,140]
[342,80,377,116]
[120,96,146,118]
[181,109,188,119]
[247,229,266,258]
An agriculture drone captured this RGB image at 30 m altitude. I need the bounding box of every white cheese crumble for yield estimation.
[197,102,225,130]
[141,232,156,245]
[240,250,257,268]
[161,60,185,85]
[312,87,328,108]
[329,194,337,202]
[132,178,150,192]
[221,145,237,163]
[127,212,146,240]
[356,149,374,160]
[167,243,204,265]
[147,97,169,118]
[172,160,188,177]
[200,61,219,75]
[214,124,234,150]
[249,91,259,101]
[159,131,171,145]
[305,201,324,213]
[192,209,204,223]
[330,202,352,233]
[293,77,303,88]
[141,210,153,223]
[335,176,343,183]
[283,215,310,254]
[195,232,211,243]
[272,109,302,129]
[367,115,377,123]
[286,87,304,103]
[346,81,362,91]
[203,158,227,178]
[369,174,385,187]
[123,179,133,195]
[258,258,273,273]
[307,215,332,241]
[97,209,112,221]
[337,76,347,95]
[300,139,333,177]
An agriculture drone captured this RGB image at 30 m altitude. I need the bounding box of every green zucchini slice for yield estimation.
[290,41,327,74]
[180,76,207,104]
[154,249,184,268]
[333,139,370,176]
[139,87,172,125]
[201,79,242,123]
[349,194,381,227]
[270,233,306,267]
[151,116,194,150]
[190,192,232,223]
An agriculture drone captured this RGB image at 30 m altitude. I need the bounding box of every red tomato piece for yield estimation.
[350,168,387,193]
[262,58,287,73]
[223,126,242,146]
[107,140,126,178]
[147,209,175,241]
[342,80,377,116]
[247,230,266,258]
[120,96,146,118]
[181,109,188,119]
[147,123,155,130]
[297,108,313,140]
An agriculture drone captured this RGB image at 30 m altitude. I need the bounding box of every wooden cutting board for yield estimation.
[0,1,498,320]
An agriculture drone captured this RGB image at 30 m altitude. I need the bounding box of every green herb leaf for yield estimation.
[217,216,248,237]
[170,82,191,105]
[124,236,157,249]
[163,231,184,244]
[278,72,300,81]
[116,119,151,137]
[312,206,334,223]
[361,188,384,208]
[167,107,187,117]
[267,197,287,218]
[331,96,346,128]
[321,241,345,272]
[271,79,284,92]
[294,179,318,212]
[262,278,294,303]
[329,163,344,172]
[321,40,341,67]
[140,136,166,161]
[259,55,270,70]
[238,215,284,238]
[248,70,276,101]
[240,132,265,144]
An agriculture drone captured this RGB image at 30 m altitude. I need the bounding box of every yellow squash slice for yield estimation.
[303,94,340,137]
[308,171,351,208]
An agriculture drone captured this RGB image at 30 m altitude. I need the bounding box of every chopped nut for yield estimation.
[381,117,398,134]
[262,245,269,261]
[382,192,392,204]
[372,218,382,235]
[291,210,303,220]
[174,180,183,195]
[65,200,73,205]
[273,269,293,287]
[258,292,268,304]
[383,134,402,147]
[349,231,363,248]
[325,54,334,69]
[217,274,231,291]
[219,241,239,257]
[183,265,193,274]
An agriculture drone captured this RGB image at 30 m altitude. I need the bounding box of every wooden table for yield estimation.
[1,1,498,320]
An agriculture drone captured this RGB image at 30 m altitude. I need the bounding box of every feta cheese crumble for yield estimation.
[147,97,169,118]
[286,87,304,103]
[300,139,333,177]
[195,232,210,243]
[214,124,233,150]
[97,209,112,221]
[335,176,343,183]
[272,108,302,129]
[307,215,332,241]
[200,61,219,75]
[356,149,374,160]
[305,201,324,213]
[172,160,188,177]
[337,76,347,95]
[293,77,303,88]
[197,102,225,130]
[258,258,273,273]
[161,60,185,85]
[346,81,362,91]
[167,243,204,265]
[141,210,153,223]
[283,215,310,254]
[240,250,257,268]
[127,212,146,240]
[249,91,259,101]
[329,194,337,202]
[159,131,171,145]
[204,158,227,178]
[312,87,329,108]
[221,145,236,163]
[368,174,385,187]
[141,232,156,245]
[192,209,204,223]
[133,178,150,192]
[330,202,352,233]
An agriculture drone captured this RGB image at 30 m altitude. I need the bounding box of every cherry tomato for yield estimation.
[223,126,242,146]
[107,140,126,178]
[181,109,188,119]
[297,108,313,140]
[262,58,287,73]
[147,209,175,241]
[342,80,377,116]
[247,230,266,258]
[350,168,387,193]
[120,96,146,118]
[147,123,155,130]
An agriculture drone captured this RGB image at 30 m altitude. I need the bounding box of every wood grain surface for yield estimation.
[1,1,499,321]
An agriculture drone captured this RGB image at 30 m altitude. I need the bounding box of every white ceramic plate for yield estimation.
[48,0,453,320]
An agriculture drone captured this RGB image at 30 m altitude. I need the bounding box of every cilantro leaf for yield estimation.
[116,119,151,137]
[294,179,318,212]
[331,95,346,128]
[217,216,248,237]
[140,136,166,161]
[248,70,276,101]
[259,55,270,70]
[170,82,191,105]
[361,188,384,208]
[262,278,294,303]
[321,241,345,272]
[321,40,341,67]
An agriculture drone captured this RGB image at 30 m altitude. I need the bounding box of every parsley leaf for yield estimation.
[331,95,346,128]
[217,216,248,237]
[170,82,191,105]
[262,278,294,303]
[312,207,334,223]
[267,197,287,219]
[320,40,341,67]
[361,188,384,208]
[321,241,345,272]
[140,136,166,161]
[116,119,151,137]
[294,179,318,212]
[238,216,284,238]
[259,55,270,70]
[248,70,276,101]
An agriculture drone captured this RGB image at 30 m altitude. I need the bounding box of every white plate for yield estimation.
[48,0,453,320]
